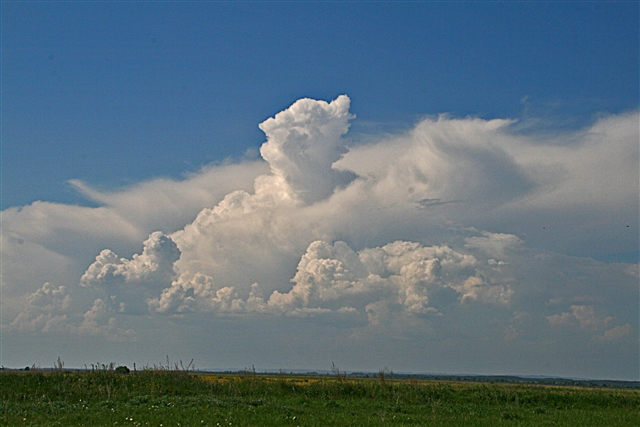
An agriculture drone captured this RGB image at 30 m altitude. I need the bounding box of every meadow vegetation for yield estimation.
[1,365,639,426]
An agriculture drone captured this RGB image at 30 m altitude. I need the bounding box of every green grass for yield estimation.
[1,369,639,426]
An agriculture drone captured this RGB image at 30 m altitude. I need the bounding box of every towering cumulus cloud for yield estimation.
[258,95,356,204]
[4,95,638,379]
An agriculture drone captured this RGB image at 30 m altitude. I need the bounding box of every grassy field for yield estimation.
[1,368,639,426]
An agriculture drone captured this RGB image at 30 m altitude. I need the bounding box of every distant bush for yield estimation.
[115,366,130,375]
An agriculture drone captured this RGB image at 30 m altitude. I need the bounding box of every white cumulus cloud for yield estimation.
[3,95,638,379]
[80,232,180,314]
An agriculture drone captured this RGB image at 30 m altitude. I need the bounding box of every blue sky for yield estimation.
[3,1,637,207]
[1,2,639,380]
